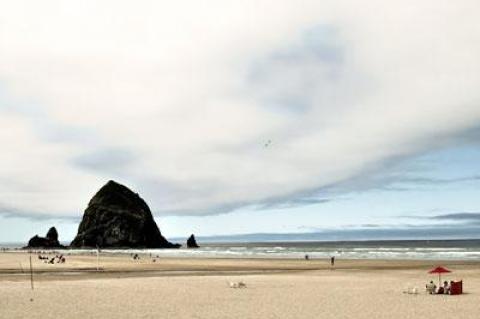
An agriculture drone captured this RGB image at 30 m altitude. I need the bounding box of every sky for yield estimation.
[1,1,480,243]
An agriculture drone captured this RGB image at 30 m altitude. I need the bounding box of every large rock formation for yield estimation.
[70,180,180,248]
[27,226,63,248]
[186,234,199,248]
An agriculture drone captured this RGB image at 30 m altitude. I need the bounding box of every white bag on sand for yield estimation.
[403,287,419,294]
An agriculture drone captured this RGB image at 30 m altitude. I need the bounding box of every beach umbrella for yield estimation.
[428,266,451,287]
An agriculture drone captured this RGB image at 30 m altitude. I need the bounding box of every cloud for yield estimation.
[290,216,480,241]
[395,176,480,186]
[0,203,79,222]
[256,197,332,210]
[350,174,480,193]
[429,212,480,221]
[396,212,480,231]
[73,148,137,174]
[1,1,480,218]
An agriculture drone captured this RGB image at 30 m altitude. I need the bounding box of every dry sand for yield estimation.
[1,252,479,319]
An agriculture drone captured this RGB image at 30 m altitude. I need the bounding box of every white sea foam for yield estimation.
[6,240,480,260]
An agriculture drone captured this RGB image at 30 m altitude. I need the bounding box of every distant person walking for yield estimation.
[330,256,335,267]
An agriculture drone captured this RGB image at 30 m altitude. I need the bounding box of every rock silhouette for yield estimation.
[70,180,180,248]
[186,234,199,248]
[46,227,59,242]
[27,227,63,248]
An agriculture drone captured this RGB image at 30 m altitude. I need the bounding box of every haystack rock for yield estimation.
[186,234,199,248]
[27,226,63,248]
[70,180,180,248]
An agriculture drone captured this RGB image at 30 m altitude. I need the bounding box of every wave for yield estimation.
[4,240,480,260]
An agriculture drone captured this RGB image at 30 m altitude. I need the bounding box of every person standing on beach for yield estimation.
[330,256,335,267]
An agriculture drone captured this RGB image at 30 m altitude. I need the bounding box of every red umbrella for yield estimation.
[429,266,451,287]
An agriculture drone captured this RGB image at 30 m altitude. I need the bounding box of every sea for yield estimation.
[2,239,480,260]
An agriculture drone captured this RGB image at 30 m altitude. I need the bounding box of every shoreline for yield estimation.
[1,252,479,281]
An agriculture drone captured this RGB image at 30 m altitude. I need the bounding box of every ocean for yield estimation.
[2,239,480,260]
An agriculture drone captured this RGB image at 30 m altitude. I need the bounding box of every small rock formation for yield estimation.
[70,180,180,248]
[26,226,63,248]
[186,234,199,248]
[46,227,59,242]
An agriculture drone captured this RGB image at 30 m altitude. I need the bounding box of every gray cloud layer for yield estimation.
[1,1,480,219]
[429,212,480,221]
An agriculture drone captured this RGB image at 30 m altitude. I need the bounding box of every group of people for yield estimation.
[426,280,453,294]
[303,255,336,266]
[38,254,66,264]
[131,253,160,263]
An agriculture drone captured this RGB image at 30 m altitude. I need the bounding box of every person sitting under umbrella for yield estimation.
[443,281,451,294]
[428,266,451,289]
[426,281,436,294]
[437,285,444,294]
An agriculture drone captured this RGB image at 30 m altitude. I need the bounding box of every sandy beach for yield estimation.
[0,252,478,319]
